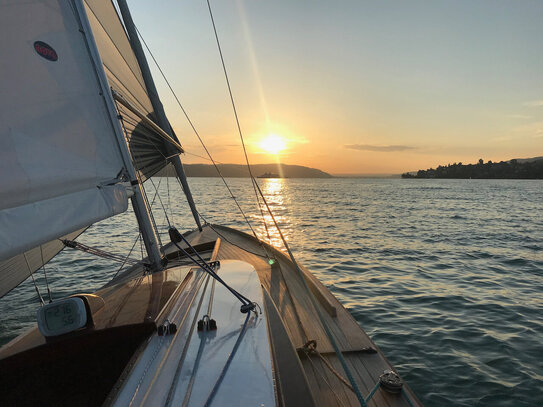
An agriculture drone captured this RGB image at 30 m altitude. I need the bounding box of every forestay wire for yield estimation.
[253,182,368,406]
[205,1,368,405]
[134,26,263,242]
[204,0,273,244]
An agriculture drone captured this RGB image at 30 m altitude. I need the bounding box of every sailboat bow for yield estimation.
[0,0,422,406]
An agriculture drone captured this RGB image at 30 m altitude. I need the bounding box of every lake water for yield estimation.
[1,177,542,406]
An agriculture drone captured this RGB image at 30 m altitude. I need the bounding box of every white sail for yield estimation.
[0,229,84,298]
[84,0,153,115]
[0,0,131,291]
[84,0,177,180]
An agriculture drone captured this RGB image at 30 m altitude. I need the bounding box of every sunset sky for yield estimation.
[130,1,543,175]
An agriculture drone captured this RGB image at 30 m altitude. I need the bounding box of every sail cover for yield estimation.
[0,0,131,294]
[84,0,175,181]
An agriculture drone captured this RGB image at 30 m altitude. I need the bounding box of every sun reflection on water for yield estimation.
[255,178,290,249]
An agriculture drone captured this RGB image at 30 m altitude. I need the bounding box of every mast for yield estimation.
[116,0,203,231]
[73,0,163,271]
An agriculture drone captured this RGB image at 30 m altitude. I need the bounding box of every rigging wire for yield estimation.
[205,0,272,244]
[135,165,162,246]
[112,169,170,281]
[166,168,173,221]
[62,240,141,266]
[125,15,368,402]
[134,25,261,242]
[200,8,367,400]
[110,232,142,282]
[139,231,144,260]
[203,4,367,403]
[23,253,44,306]
[116,104,164,247]
[130,14,361,403]
[148,175,171,228]
[168,227,255,311]
[183,151,220,163]
[39,245,53,303]
[64,161,168,283]
[117,109,177,235]
[253,181,368,406]
[197,214,269,259]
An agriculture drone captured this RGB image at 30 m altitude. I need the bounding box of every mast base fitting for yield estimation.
[379,370,403,393]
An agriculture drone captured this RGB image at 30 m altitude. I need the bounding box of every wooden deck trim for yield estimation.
[163,240,216,260]
[183,225,423,407]
[303,272,338,317]
[210,237,221,261]
[208,224,338,318]
[263,288,317,407]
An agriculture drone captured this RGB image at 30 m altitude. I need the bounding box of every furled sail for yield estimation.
[83,0,181,181]
[0,0,132,295]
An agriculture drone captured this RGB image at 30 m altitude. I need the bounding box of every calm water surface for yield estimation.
[1,178,542,406]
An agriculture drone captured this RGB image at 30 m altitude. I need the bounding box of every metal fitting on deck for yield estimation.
[379,370,403,393]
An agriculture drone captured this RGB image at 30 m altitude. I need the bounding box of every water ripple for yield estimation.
[1,178,542,406]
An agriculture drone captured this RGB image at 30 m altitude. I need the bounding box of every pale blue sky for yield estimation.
[129,0,543,173]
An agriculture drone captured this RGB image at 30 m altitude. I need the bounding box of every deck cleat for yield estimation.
[197,314,217,332]
[157,319,177,336]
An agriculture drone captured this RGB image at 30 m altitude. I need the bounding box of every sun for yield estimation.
[259,134,287,154]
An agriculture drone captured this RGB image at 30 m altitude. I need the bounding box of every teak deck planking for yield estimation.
[0,224,421,407]
[182,225,421,407]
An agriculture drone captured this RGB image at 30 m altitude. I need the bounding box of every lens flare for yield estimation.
[260,134,286,154]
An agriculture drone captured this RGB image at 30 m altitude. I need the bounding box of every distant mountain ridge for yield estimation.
[512,156,543,163]
[157,163,332,178]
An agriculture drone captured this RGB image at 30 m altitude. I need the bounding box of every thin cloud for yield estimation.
[523,100,543,107]
[513,121,543,133]
[344,144,415,152]
[511,121,543,139]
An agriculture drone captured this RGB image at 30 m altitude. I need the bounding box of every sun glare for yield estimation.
[260,134,286,155]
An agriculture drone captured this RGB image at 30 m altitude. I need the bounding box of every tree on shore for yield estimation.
[401,158,543,179]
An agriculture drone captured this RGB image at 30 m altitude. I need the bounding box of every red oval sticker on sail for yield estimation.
[34,41,58,61]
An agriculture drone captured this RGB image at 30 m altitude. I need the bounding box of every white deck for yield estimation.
[113,260,275,407]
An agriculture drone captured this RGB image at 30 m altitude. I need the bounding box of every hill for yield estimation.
[157,163,332,178]
[512,156,543,164]
[402,157,543,179]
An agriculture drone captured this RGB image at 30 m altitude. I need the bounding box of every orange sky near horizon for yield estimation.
[130,1,543,175]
